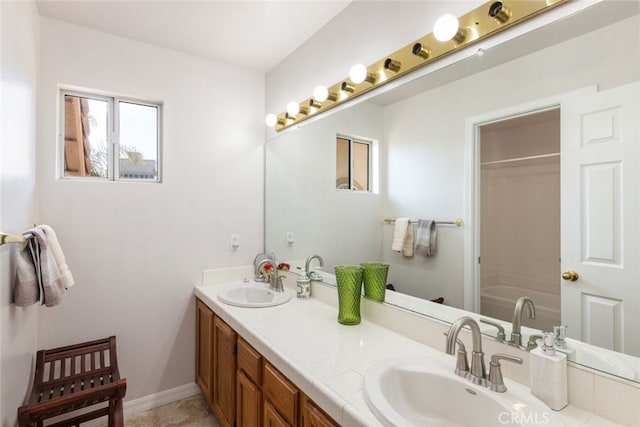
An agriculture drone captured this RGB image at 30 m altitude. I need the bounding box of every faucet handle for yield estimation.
[487,353,523,393]
[444,332,469,378]
[479,318,506,342]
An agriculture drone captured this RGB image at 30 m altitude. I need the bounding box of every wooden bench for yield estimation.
[18,336,127,427]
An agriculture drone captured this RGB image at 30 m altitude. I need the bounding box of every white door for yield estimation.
[561,81,640,357]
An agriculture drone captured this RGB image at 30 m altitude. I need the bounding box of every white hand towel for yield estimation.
[415,219,437,257]
[402,222,414,257]
[391,218,409,252]
[40,224,75,288]
[31,228,65,307]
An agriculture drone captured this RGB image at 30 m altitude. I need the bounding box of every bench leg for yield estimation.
[108,397,124,427]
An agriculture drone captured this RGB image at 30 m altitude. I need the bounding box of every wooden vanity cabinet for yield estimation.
[262,361,299,426]
[195,299,214,404]
[237,337,262,427]
[195,298,339,427]
[301,395,339,427]
[212,315,237,427]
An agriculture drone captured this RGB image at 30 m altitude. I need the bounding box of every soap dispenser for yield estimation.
[530,332,567,410]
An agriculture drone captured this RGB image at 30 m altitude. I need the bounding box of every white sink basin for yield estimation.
[364,356,564,427]
[218,283,291,308]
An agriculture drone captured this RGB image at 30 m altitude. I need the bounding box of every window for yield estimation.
[336,135,372,191]
[61,89,161,182]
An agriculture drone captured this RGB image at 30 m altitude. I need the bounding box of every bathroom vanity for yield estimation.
[195,297,338,427]
[194,273,628,427]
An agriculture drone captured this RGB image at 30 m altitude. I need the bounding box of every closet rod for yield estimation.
[480,152,560,166]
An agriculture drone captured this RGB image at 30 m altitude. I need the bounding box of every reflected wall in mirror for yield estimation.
[266,1,640,382]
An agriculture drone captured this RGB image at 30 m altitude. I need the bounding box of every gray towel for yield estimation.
[14,237,39,306]
[13,227,65,307]
[415,219,437,257]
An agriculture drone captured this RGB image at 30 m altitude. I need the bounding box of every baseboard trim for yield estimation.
[81,383,201,426]
[124,382,201,416]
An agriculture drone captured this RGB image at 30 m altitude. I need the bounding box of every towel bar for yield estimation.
[0,232,32,246]
[384,218,463,227]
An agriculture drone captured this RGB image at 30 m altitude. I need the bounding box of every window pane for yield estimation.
[336,137,350,189]
[118,101,158,180]
[63,95,108,178]
[352,141,370,191]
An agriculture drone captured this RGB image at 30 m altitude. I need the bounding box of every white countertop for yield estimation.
[194,281,625,427]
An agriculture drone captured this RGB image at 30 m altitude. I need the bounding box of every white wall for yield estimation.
[36,18,264,401]
[0,1,40,425]
[265,102,384,270]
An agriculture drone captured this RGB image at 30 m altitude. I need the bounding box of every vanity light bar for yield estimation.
[272,0,570,131]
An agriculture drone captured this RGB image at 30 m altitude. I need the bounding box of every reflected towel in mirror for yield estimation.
[415,219,437,257]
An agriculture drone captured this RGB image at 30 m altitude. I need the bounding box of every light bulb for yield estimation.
[313,85,329,102]
[286,101,300,116]
[434,14,459,41]
[265,114,277,127]
[349,64,368,84]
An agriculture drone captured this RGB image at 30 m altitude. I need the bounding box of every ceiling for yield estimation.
[35,0,352,73]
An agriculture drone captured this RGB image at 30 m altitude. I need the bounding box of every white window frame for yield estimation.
[336,133,375,193]
[59,88,163,182]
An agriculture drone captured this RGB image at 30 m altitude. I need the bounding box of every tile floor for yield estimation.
[97,394,218,427]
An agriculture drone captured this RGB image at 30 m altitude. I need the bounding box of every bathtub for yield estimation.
[480,285,560,332]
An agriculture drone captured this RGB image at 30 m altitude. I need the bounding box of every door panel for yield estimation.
[561,81,640,357]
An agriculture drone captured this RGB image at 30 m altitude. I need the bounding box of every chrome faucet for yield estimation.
[510,296,536,347]
[445,316,486,386]
[305,254,324,279]
[270,264,285,292]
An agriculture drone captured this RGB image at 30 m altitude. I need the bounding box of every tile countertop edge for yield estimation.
[194,283,625,427]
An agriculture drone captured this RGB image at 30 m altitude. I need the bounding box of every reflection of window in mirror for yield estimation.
[336,135,373,191]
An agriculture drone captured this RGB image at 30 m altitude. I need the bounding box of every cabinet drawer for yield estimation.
[262,362,299,425]
[238,337,262,384]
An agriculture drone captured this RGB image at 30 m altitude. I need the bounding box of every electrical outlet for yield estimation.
[286,231,294,245]
[231,234,240,249]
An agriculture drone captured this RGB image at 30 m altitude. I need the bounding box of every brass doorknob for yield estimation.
[562,270,579,281]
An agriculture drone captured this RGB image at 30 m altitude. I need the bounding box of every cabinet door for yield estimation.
[237,370,261,427]
[213,316,237,427]
[302,397,339,427]
[263,400,290,427]
[262,362,299,426]
[195,299,213,405]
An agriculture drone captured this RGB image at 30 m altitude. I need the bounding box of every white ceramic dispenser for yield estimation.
[530,332,568,410]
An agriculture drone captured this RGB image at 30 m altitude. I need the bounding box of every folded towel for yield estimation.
[13,227,66,307]
[402,222,414,257]
[14,237,39,306]
[40,224,75,289]
[391,218,409,252]
[415,219,437,257]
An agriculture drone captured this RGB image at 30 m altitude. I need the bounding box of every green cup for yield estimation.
[334,265,364,325]
[361,262,389,302]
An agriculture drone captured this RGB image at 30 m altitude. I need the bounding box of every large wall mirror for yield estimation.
[266,0,640,382]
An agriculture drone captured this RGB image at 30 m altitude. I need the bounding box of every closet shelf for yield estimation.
[480,152,560,167]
